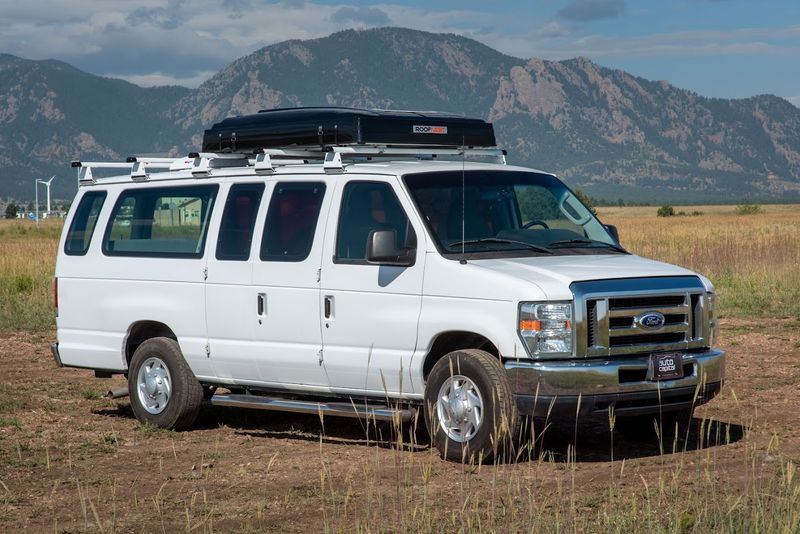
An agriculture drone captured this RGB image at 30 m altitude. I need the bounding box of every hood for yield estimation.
[470,254,699,300]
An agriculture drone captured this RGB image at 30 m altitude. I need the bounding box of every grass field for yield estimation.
[596,204,800,319]
[0,206,799,531]
[1,204,799,332]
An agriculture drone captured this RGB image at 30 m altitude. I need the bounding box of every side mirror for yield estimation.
[366,229,415,267]
[604,224,620,244]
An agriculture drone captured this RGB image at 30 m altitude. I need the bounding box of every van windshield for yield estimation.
[403,170,624,258]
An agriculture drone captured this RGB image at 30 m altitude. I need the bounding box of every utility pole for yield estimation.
[34,178,39,225]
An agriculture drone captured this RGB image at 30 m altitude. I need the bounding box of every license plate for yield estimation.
[647,352,684,381]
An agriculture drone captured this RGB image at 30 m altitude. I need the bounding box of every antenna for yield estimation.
[460,136,467,265]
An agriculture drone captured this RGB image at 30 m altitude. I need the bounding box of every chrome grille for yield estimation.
[571,277,709,357]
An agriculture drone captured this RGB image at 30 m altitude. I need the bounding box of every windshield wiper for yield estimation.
[548,239,628,253]
[448,238,553,254]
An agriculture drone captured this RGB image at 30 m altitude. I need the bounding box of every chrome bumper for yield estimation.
[504,348,725,417]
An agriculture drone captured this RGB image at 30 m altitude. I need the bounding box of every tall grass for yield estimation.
[0,220,61,331]
[308,409,800,533]
[1,205,799,331]
[598,204,800,319]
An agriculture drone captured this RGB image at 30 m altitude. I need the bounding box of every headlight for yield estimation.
[519,302,573,357]
[707,292,717,346]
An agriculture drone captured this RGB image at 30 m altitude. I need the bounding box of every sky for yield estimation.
[1,0,799,105]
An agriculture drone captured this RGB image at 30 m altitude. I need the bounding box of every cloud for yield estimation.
[557,0,626,22]
[108,70,217,88]
[1,1,799,91]
[126,0,187,30]
[785,96,800,107]
[331,6,391,26]
[537,26,800,59]
[536,22,570,38]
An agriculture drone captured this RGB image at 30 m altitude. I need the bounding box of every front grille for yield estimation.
[610,313,686,329]
[572,277,708,358]
[609,295,686,309]
[587,299,598,346]
[610,332,686,347]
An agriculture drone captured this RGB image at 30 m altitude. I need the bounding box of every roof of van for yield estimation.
[76,159,556,187]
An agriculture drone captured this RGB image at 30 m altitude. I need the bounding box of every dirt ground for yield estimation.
[1,318,799,532]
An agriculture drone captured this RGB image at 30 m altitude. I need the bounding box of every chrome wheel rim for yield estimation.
[436,375,484,442]
[136,357,172,415]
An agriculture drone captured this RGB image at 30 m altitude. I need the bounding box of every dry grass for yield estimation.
[0,219,60,331]
[1,211,799,531]
[1,205,799,332]
[597,204,800,319]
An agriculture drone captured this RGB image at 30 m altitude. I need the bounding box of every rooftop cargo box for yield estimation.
[202,107,496,153]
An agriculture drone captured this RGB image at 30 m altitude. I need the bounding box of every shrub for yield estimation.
[657,205,675,217]
[574,189,597,216]
[4,203,18,219]
[735,203,762,215]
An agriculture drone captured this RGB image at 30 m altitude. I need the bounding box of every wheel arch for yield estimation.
[123,321,178,368]
[421,331,499,381]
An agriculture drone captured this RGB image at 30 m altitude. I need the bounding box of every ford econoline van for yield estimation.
[53,108,724,462]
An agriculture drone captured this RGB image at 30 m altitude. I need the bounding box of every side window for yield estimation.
[103,185,218,258]
[260,182,326,262]
[335,181,413,263]
[64,191,107,255]
[216,183,265,261]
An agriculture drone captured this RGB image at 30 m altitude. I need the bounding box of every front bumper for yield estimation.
[505,348,725,418]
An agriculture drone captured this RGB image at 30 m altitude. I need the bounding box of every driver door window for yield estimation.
[335,182,414,263]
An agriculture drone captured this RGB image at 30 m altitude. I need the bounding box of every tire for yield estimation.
[128,337,203,430]
[424,349,518,463]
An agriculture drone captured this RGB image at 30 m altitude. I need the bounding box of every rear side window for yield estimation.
[260,182,326,262]
[216,183,265,261]
[64,191,107,255]
[103,185,218,258]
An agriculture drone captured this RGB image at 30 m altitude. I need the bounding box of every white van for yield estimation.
[53,108,724,462]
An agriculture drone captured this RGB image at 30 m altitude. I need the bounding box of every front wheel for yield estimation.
[128,337,203,430]
[424,349,518,463]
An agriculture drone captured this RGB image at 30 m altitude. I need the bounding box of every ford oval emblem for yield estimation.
[635,311,666,331]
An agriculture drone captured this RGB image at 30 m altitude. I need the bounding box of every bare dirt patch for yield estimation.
[1,319,798,532]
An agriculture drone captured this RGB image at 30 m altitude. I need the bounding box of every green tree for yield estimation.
[735,203,762,215]
[657,205,675,217]
[5,203,18,219]
[574,189,597,216]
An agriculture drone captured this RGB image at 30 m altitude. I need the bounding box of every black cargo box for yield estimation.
[201,107,496,153]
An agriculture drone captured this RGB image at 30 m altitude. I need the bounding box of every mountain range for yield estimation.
[2,27,799,203]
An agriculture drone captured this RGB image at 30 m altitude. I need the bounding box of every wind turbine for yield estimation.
[36,175,55,218]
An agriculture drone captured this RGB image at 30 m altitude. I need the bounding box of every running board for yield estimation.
[209,394,415,422]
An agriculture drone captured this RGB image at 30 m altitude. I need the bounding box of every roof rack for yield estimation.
[71,107,506,185]
[71,144,506,185]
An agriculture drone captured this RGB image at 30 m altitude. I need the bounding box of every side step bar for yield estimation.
[210,394,415,423]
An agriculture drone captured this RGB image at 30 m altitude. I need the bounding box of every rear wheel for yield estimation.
[424,349,518,463]
[128,337,203,430]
